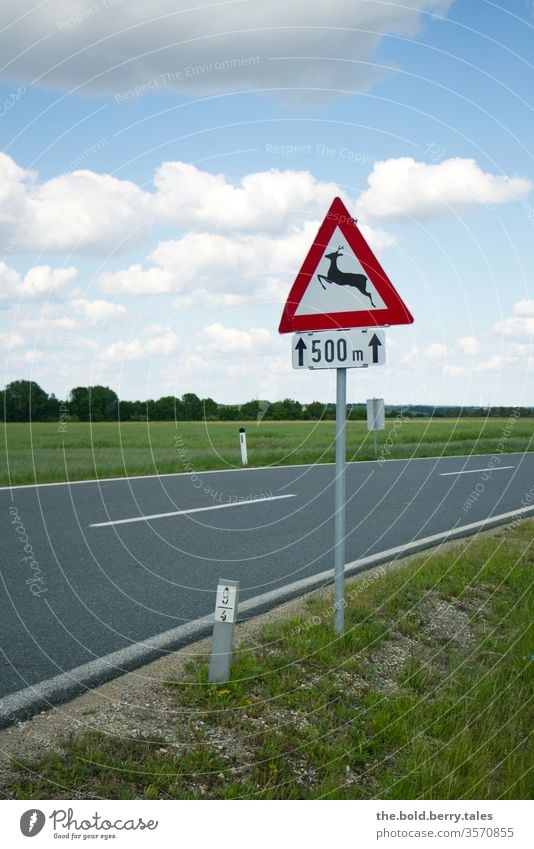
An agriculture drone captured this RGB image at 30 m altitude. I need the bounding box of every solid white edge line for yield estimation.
[89,494,297,528]
[440,466,515,476]
[1,451,531,491]
[2,503,533,727]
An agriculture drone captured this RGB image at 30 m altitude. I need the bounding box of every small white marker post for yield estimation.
[367,397,385,457]
[208,579,240,683]
[239,427,248,465]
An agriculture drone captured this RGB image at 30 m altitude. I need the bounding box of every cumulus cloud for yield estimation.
[425,343,447,359]
[457,336,479,355]
[474,355,503,373]
[0,261,77,307]
[443,365,469,377]
[154,163,343,233]
[494,301,534,338]
[71,299,127,325]
[0,1,450,101]
[358,157,532,221]
[103,327,180,361]
[203,323,273,353]
[0,152,395,258]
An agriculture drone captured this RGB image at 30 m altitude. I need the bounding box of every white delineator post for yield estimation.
[208,579,240,683]
[334,368,347,635]
[239,427,248,465]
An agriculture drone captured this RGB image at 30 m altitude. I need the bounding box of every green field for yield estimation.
[1,417,532,485]
[4,521,532,800]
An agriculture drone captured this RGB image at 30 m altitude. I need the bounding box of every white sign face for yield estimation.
[292,329,386,370]
[293,226,386,318]
[214,583,237,623]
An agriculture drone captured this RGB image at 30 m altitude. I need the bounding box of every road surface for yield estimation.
[1,451,533,723]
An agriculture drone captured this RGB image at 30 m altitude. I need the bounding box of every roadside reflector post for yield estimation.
[208,579,240,683]
[366,397,385,458]
[239,427,248,465]
[334,368,347,636]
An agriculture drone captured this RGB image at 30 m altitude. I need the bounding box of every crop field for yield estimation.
[1,417,532,486]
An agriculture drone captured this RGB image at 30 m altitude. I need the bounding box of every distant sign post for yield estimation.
[367,398,385,457]
[208,579,239,683]
[279,197,413,636]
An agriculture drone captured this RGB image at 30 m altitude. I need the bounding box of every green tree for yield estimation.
[69,385,118,421]
[181,392,202,420]
[3,380,50,421]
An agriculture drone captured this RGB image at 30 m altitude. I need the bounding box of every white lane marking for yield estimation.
[4,503,534,727]
[440,466,515,477]
[89,493,297,528]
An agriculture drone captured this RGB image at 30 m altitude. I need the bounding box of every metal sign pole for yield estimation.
[334,367,347,635]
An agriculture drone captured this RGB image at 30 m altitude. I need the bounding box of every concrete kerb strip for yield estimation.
[1,504,533,728]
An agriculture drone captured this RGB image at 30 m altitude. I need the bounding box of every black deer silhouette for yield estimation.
[317,245,376,307]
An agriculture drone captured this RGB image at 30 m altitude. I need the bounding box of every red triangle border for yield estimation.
[279,196,414,333]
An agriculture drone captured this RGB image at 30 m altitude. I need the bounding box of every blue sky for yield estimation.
[0,0,532,406]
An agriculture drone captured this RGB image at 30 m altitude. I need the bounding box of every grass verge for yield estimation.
[2,520,533,800]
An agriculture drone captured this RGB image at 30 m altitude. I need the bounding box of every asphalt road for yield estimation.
[1,451,533,717]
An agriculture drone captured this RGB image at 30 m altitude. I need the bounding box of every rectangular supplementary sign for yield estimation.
[292,328,386,370]
[214,582,238,623]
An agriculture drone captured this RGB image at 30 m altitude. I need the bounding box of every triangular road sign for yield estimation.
[279,196,413,333]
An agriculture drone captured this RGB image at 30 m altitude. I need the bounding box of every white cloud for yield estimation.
[494,316,534,338]
[154,163,344,233]
[0,261,77,307]
[0,152,396,259]
[513,299,534,316]
[0,331,24,349]
[71,299,127,325]
[425,343,447,359]
[443,365,469,377]
[457,336,479,355]
[103,328,180,362]
[98,265,173,295]
[474,355,503,373]
[203,323,273,353]
[0,1,450,101]
[358,157,532,221]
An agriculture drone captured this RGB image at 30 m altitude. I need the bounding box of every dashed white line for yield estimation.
[440,466,515,477]
[90,493,297,528]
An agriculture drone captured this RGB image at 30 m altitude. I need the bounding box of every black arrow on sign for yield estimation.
[295,337,307,367]
[368,334,382,364]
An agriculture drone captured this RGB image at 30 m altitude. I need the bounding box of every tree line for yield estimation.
[1,380,531,422]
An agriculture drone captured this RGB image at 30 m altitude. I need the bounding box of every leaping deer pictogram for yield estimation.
[317,245,376,308]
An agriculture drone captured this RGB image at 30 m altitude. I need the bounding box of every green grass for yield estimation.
[1,417,532,485]
[5,521,533,800]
